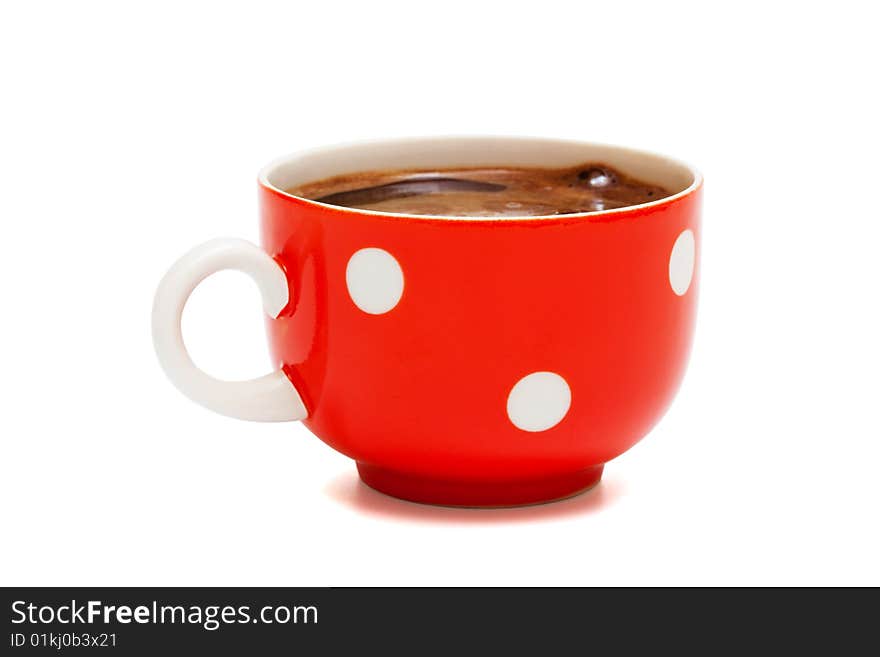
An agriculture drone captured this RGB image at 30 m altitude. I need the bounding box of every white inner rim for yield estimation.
[259,136,701,220]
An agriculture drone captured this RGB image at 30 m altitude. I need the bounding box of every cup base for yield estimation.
[356,462,604,508]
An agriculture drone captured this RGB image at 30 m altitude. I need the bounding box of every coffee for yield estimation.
[287,163,671,217]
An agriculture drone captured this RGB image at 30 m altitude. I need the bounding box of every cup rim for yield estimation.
[258,135,702,222]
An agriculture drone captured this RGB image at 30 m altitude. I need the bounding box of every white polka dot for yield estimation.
[346,248,404,314]
[669,229,695,296]
[506,372,571,432]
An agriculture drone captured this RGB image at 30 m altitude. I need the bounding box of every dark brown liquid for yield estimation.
[287,163,671,217]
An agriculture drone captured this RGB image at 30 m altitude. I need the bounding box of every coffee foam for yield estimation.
[288,163,671,217]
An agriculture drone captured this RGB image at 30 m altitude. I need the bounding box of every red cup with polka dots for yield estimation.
[153,137,701,507]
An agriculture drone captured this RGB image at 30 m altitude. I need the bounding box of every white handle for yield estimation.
[152,238,307,422]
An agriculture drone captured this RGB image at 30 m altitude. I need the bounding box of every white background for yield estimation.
[2,1,878,586]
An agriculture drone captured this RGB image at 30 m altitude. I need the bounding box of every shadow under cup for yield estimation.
[258,137,701,507]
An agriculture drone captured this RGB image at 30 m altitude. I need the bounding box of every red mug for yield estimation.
[152,136,701,506]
